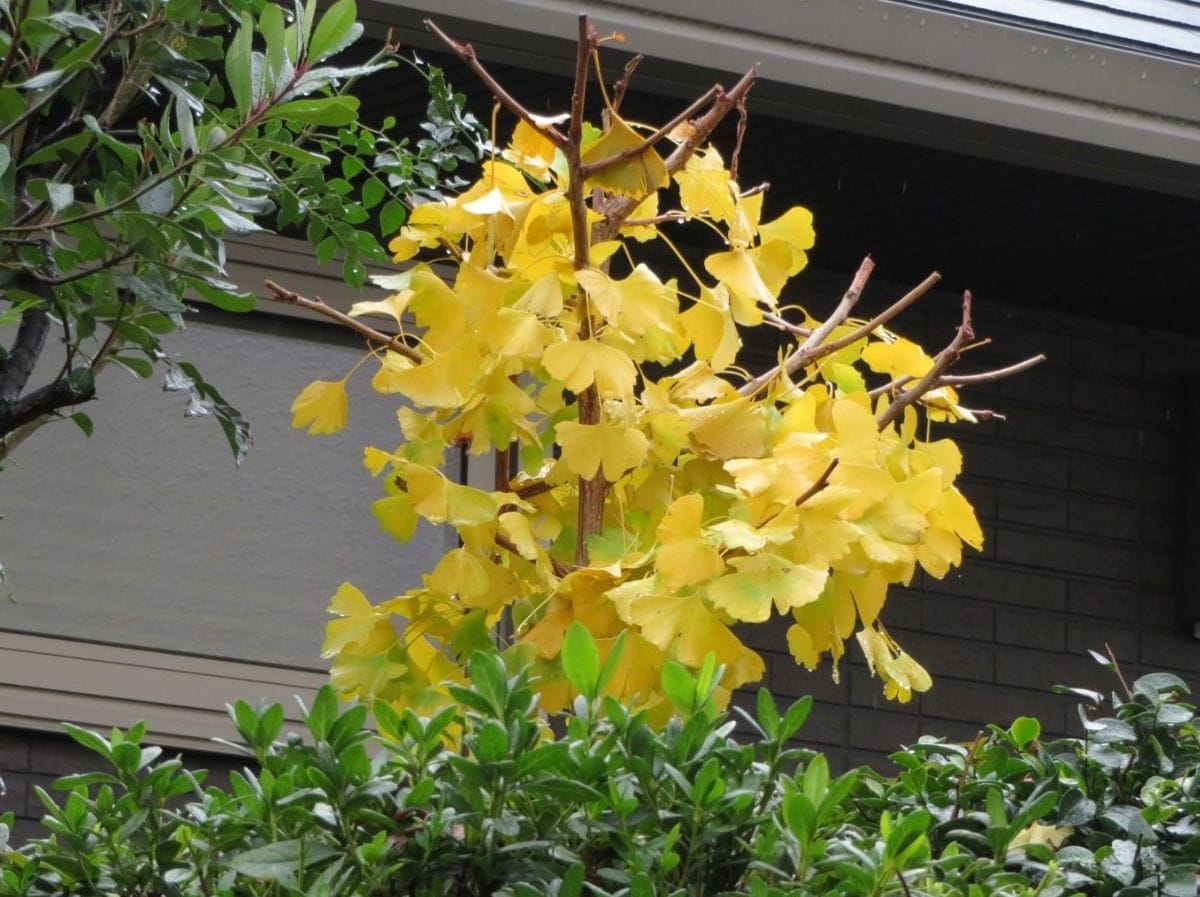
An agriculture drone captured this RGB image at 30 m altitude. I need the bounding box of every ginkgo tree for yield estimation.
[272,17,1043,717]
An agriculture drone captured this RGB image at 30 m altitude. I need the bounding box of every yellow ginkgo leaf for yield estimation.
[832,397,879,465]
[673,146,735,223]
[371,493,417,544]
[502,118,557,179]
[576,264,675,336]
[654,494,726,589]
[680,397,765,459]
[861,336,934,379]
[611,588,764,688]
[291,379,348,435]
[557,420,649,481]
[427,548,492,606]
[514,272,564,317]
[323,582,379,656]
[581,112,669,197]
[406,464,500,526]
[622,191,659,241]
[349,290,413,325]
[370,351,416,395]
[758,205,816,274]
[704,248,775,314]
[707,554,827,622]
[542,338,637,399]
[679,285,740,371]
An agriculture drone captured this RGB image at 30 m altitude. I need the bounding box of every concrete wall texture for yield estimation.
[2,270,1199,838]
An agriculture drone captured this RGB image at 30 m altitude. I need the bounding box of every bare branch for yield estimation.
[597,65,758,239]
[738,255,875,397]
[611,53,643,113]
[795,459,838,507]
[263,279,422,364]
[424,19,569,147]
[579,84,719,180]
[876,290,974,429]
[802,270,941,365]
[939,354,1047,386]
[762,312,812,338]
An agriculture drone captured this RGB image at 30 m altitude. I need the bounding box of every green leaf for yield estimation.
[595,630,626,695]
[1009,715,1040,749]
[380,199,406,235]
[559,862,586,897]
[225,12,254,117]
[561,621,600,699]
[307,685,338,740]
[756,688,780,738]
[192,279,255,314]
[260,3,287,82]
[660,662,696,714]
[228,839,338,882]
[473,720,509,763]
[361,176,386,209]
[306,0,361,63]
[265,96,359,126]
[778,695,813,742]
[70,412,93,437]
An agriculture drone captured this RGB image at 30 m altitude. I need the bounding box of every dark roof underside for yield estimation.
[361,47,1200,336]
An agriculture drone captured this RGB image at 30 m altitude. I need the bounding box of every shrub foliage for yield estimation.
[1,646,1196,896]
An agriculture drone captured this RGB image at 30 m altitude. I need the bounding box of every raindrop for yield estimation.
[882,11,889,20]
[1140,71,1148,80]
[919,17,926,25]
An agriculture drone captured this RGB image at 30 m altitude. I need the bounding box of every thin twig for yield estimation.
[579,84,719,179]
[1106,642,1133,701]
[730,94,748,183]
[424,19,569,147]
[611,53,642,113]
[514,479,554,500]
[495,533,569,578]
[762,312,812,338]
[876,290,974,429]
[939,354,1047,385]
[263,279,422,363]
[801,270,941,366]
[596,66,758,239]
[738,256,875,397]
[795,459,838,507]
[621,211,687,228]
[950,731,985,821]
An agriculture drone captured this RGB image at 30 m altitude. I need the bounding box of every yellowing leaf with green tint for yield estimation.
[612,588,763,687]
[406,464,500,526]
[372,493,417,543]
[655,494,725,589]
[707,554,827,622]
[292,379,348,435]
[542,338,637,399]
[557,420,649,481]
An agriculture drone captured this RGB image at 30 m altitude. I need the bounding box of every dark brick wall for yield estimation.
[743,289,1200,770]
[0,727,241,846]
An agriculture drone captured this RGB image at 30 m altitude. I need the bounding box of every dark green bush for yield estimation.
[0,637,1196,897]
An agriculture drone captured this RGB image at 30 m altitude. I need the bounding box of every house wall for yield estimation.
[2,266,1199,840]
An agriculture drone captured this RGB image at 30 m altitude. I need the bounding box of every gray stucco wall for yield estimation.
[0,311,453,669]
